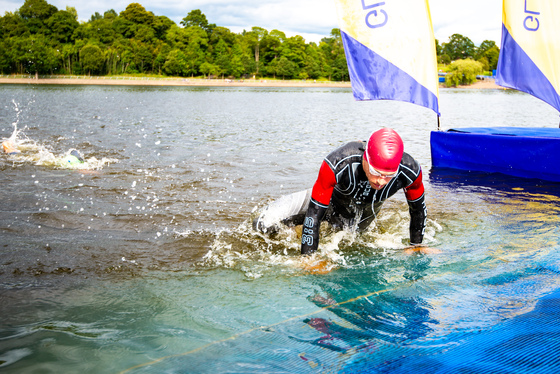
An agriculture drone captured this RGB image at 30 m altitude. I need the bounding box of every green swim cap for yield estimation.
[64,154,83,166]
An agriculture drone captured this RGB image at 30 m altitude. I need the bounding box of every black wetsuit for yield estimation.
[301,141,426,255]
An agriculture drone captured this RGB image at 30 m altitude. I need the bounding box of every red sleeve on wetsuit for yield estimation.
[311,161,336,206]
[404,170,425,201]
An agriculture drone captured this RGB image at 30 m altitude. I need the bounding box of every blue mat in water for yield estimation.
[344,288,560,373]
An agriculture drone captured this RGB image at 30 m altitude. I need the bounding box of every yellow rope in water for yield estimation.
[119,286,396,373]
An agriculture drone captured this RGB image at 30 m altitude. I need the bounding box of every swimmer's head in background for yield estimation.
[64,149,85,165]
[364,128,403,174]
[70,149,84,163]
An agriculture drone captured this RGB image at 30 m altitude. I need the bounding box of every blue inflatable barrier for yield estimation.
[430,127,560,182]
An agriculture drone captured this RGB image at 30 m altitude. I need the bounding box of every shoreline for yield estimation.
[0,77,351,88]
[0,77,503,90]
[453,79,503,90]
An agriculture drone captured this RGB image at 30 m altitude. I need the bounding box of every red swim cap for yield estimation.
[364,128,404,173]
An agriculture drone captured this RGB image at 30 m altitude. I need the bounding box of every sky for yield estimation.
[0,0,503,46]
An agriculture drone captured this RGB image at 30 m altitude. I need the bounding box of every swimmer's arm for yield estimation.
[301,200,328,255]
[404,170,426,245]
[407,198,440,254]
[408,196,426,245]
[301,161,336,255]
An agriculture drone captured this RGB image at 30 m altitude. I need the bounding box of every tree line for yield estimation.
[0,0,499,80]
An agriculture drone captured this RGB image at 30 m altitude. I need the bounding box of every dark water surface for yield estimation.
[1,84,560,373]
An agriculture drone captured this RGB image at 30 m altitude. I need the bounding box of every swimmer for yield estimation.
[254,128,434,255]
[2,137,93,173]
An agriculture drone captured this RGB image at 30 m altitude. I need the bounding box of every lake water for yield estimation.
[1,84,560,373]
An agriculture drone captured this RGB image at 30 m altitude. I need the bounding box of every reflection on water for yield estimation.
[1,85,560,372]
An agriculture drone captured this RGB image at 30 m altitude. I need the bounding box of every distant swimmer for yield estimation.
[254,128,430,255]
[3,141,88,170]
[64,149,85,165]
[2,140,20,155]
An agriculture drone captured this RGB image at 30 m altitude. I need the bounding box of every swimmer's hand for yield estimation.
[299,255,336,274]
[404,244,442,255]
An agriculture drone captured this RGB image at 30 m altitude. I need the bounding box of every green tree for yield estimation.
[209,26,236,47]
[261,29,284,64]
[120,3,155,25]
[442,33,475,60]
[14,33,59,77]
[245,26,268,75]
[19,0,57,34]
[439,53,451,65]
[166,23,190,48]
[153,15,174,40]
[182,26,208,75]
[477,56,490,72]
[276,56,297,79]
[319,28,346,80]
[485,46,500,71]
[61,43,78,74]
[105,47,120,75]
[163,49,188,76]
[0,39,12,73]
[112,16,135,38]
[133,23,155,43]
[0,12,29,38]
[104,9,118,19]
[80,44,105,74]
[153,43,171,74]
[90,12,103,22]
[118,40,137,73]
[231,40,255,78]
[476,40,496,58]
[19,0,57,21]
[266,57,278,78]
[331,54,349,81]
[199,61,220,77]
[65,6,77,20]
[303,44,322,79]
[445,58,483,87]
[281,35,307,68]
[130,40,153,72]
[90,18,117,44]
[476,40,500,71]
[47,10,79,43]
[229,42,250,77]
[435,39,442,56]
[212,38,231,77]
[181,9,215,35]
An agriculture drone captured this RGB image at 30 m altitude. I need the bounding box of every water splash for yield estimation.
[195,207,442,279]
[2,100,25,147]
[2,123,117,171]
